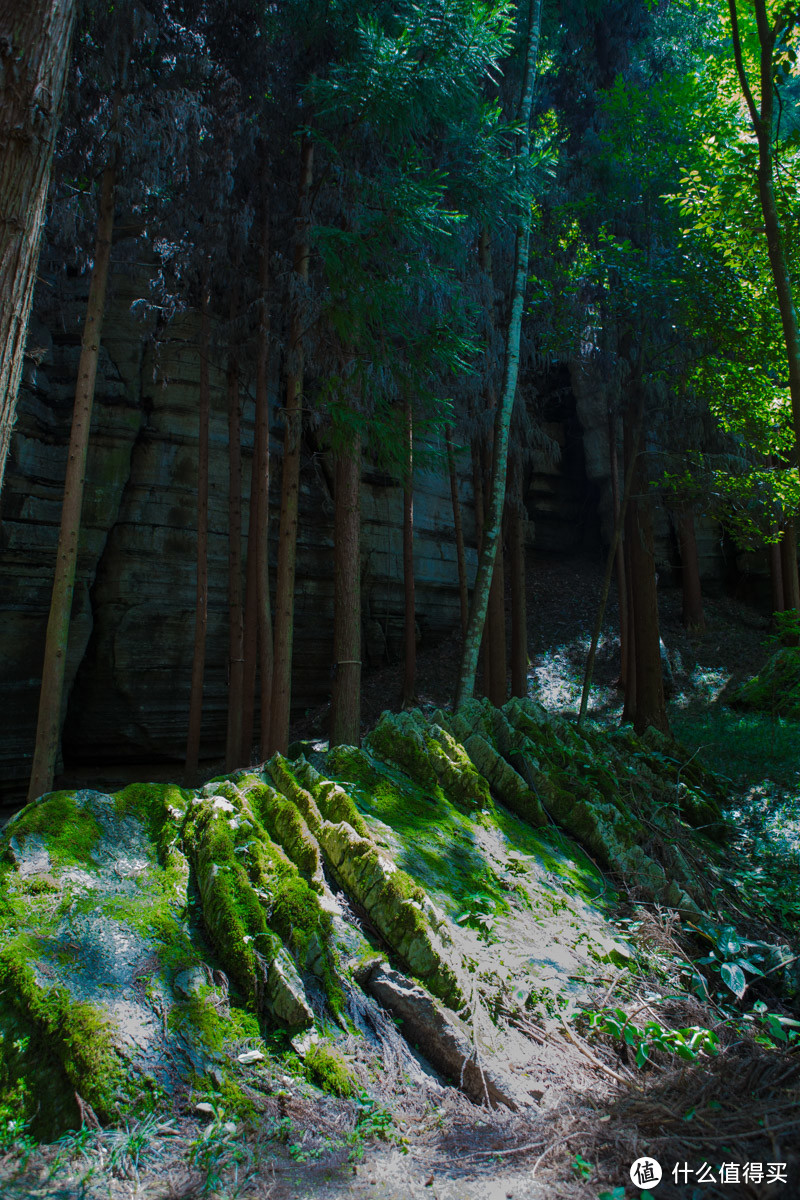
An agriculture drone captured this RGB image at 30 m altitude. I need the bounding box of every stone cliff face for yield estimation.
[0,251,479,801]
[0,253,733,804]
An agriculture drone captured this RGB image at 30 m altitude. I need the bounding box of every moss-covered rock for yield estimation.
[733,646,800,718]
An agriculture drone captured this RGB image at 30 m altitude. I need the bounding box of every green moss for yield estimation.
[734,646,800,717]
[3,792,101,869]
[0,938,125,1119]
[266,755,324,835]
[246,781,322,880]
[304,1041,357,1097]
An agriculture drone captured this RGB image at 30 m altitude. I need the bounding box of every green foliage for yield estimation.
[586,1006,719,1067]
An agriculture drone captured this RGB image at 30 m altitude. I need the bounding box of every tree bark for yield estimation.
[0,0,77,496]
[678,506,705,632]
[608,405,628,685]
[330,432,361,747]
[508,458,527,699]
[578,397,642,727]
[255,198,273,761]
[470,438,490,694]
[241,202,272,762]
[225,342,244,771]
[728,1,800,472]
[445,426,469,639]
[769,538,784,616]
[27,152,116,801]
[185,270,211,776]
[455,0,542,709]
[780,518,800,615]
[625,403,669,736]
[401,398,416,708]
[269,136,313,755]
[486,532,507,706]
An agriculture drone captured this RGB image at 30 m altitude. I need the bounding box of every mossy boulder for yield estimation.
[732,646,800,718]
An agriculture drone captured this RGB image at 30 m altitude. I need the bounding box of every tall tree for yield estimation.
[727,0,800,458]
[27,130,117,800]
[0,0,76,495]
[329,430,362,747]
[401,397,416,708]
[185,270,212,776]
[455,0,543,708]
[269,135,313,756]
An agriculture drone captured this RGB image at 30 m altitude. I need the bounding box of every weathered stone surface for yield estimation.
[357,961,520,1110]
[0,259,480,801]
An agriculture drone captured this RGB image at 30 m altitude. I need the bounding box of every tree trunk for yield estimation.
[225,344,244,771]
[27,153,116,801]
[185,271,211,776]
[269,136,313,755]
[678,506,705,632]
[508,459,527,699]
[241,204,273,763]
[255,199,273,761]
[486,533,507,706]
[579,398,642,727]
[780,519,800,616]
[446,426,469,639]
[241,444,259,763]
[728,2,800,475]
[608,405,628,685]
[622,533,637,725]
[626,404,669,736]
[455,0,542,709]
[401,399,416,708]
[0,0,77,496]
[769,538,784,616]
[471,438,490,694]
[330,432,361,747]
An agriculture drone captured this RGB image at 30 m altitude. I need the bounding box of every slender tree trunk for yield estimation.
[471,438,490,693]
[608,405,628,685]
[0,0,77,495]
[622,535,637,725]
[455,0,542,708]
[769,539,784,616]
[728,2,800,466]
[446,426,469,639]
[269,136,313,754]
[625,403,669,736]
[185,271,211,776]
[401,398,416,708]
[508,458,527,699]
[241,451,259,763]
[330,432,361,747]
[578,398,643,727]
[27,153,116,801]
[780,519,800,615]
[678,506,705,632]
[242,196,274,762]
[621,403,639,725]
[225,342,244,771]
[255,199,273,761]
[486,534,507,705]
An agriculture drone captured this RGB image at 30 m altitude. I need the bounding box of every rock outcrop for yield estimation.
[0,702,750,1140]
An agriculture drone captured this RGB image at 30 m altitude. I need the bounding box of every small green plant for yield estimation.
[0,1081,36,1161]
[693,922,793,999]
[586,1007,719,1068]
[347,1091,404,1162]
[744,1000,800,1047]
[189,1098,246,1195]
[572,1151,593,1179]
[598,1189,626,1200]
